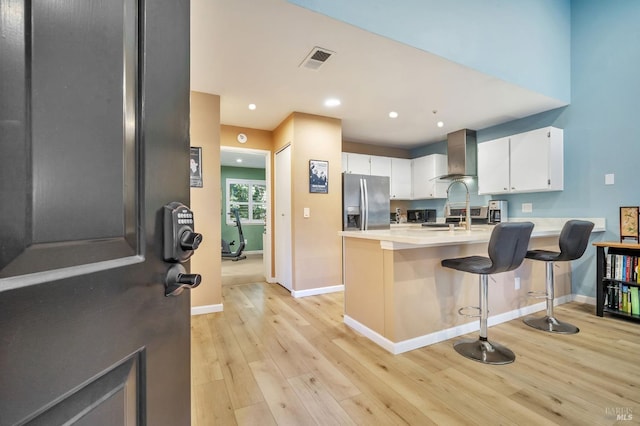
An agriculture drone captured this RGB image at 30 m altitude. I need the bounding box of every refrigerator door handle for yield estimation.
[363,178,369,230]
[359,178,365,230]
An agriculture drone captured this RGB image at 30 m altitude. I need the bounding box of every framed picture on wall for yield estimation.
[309,159,328,193]
[620,206,639,242]
[190,147,203,188]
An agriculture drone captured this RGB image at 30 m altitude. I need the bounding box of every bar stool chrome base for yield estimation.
[523,315,579,334]
[454,337,515,365]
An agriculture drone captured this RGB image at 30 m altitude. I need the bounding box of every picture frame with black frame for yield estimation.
[620,206,639,243]
[190,147,203,188]
[309,159,328,193]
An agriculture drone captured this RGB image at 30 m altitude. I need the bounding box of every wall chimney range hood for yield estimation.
[440,129,477,180]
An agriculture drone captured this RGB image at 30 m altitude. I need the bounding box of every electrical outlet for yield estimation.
[514,276,521,290]
[522,203,533,213]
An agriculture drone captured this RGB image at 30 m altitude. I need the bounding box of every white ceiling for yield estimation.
[192,0,566,164]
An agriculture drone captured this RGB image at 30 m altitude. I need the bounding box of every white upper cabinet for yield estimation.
[412,154,448,199]
[343,153,372,175]
[369,155,392,177]
[341,152,349,173]
[390,158,412,199]
[478,126,564,195]
[477,137,510,194]
[347,153,371,175]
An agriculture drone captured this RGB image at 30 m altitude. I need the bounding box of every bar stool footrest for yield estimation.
[527,290,548,299]
[453,338,515,365]
[523,315,579,334]
[457,306,481,318]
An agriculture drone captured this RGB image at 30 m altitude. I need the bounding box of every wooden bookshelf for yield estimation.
[593,241,640,321]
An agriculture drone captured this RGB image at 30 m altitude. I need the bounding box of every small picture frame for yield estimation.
[309,159,328,193]
[619,206,639,243]
[190,147,203,188]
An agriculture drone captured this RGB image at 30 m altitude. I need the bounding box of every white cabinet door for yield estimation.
[341,152,348,173]
[390,158,412,199]
[477,127,563,195]
[477,137,510,195]
[345,153,370,175]
[370,155,391,177]
[412,154,448,199]
[510,127,563,192]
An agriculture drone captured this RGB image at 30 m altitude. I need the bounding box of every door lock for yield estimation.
[165,264,201,297]
[163,202,203,262]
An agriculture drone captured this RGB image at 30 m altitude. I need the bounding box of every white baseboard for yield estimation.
[344,295,575,355]
[191,304,223,316]
[572,293,596,305]
[292,284,344,298]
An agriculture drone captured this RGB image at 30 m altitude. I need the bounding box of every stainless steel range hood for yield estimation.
[440,129,477,180]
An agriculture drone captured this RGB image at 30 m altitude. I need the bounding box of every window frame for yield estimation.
[225,178,267,226]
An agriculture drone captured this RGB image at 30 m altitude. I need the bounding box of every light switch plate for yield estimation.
[303,207,310,218]
[605,173,615,185]
[522,203,533,213]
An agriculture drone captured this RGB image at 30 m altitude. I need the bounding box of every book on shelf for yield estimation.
[606,282,639,315]
[631,287,640,315]
[606,253,640,282]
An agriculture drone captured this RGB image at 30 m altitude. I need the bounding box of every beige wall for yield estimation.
[189,91,221,308]
[272,113,343,291]
[291,113,343,291]
[221,125,273,151]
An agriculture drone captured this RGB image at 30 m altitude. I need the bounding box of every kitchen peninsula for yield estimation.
[340,219,605,354]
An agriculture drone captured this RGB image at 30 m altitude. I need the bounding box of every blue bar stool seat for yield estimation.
[441,222,534,365]
[523,220,594,334]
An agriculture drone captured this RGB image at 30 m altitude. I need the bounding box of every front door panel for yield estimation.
[0,0,192,424]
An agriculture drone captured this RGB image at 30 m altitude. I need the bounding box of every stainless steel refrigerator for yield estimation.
[342,173,390,230]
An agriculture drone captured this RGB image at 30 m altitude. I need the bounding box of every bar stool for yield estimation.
[441,222,534,365]
[523,220,594,334]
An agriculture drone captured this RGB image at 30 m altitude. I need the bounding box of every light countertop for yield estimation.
[340,218,606,250]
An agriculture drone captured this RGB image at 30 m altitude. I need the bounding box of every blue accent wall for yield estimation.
[288,0,571,102]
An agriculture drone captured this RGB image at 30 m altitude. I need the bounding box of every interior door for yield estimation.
[0,1,193,425]
[275,145,292,291]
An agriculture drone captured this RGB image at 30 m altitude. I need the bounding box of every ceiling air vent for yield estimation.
[299,47,335,71]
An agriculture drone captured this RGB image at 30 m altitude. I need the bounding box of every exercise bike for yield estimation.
[221,208,247,261]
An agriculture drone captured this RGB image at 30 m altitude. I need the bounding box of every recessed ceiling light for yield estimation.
[236,158,243,163]
[388,111,398,119]
[437,121,444,128]
[248,103,256,110]
[324,98,341,107]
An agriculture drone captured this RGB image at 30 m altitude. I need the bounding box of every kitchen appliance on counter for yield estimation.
[343,173,390,230]
[444,205,489,225]
[488,200,508,224]
[407,209,436,223]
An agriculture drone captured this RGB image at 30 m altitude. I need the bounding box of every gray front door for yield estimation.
[0,1,192,424]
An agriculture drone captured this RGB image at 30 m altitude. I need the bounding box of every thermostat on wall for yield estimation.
[237,133,247,144]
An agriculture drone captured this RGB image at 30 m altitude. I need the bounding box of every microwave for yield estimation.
[407,209,436,223]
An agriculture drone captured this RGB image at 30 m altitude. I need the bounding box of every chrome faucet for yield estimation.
[446,179,471,231]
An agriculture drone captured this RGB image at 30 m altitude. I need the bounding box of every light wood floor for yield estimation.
[191,282,640,425]
[221,254,264,286]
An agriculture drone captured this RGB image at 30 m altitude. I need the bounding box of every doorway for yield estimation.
[220,146,271,285]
